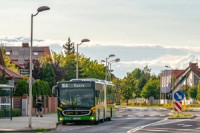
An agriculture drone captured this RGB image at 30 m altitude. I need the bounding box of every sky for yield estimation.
[0,0,200,78]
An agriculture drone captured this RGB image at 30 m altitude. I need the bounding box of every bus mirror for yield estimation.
[52,86,57,96]
[95,90,100,97]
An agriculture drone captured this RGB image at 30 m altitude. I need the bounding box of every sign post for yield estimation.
[173,91,185,115]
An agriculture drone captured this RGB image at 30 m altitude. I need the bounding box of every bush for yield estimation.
[0,109,5,117]
[14,79,29,96]
[12,108,22,116]
[0,108,22,117]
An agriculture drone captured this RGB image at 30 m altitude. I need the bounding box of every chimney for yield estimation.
[22,43,29,47]
[189,62,198,68]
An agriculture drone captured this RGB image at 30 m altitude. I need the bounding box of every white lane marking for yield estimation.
[127,119,166,133]
[147,129,168,132]
[160,115,166,117]
[177,124,193,127]
[127,119,185,133]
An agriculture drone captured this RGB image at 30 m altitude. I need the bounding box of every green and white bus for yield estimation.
[52,79,116,125]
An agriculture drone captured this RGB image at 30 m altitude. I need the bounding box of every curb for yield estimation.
[166,115,196,120]
[0,128,56,132]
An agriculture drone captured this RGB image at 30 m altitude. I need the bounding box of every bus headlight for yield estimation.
[59,117,63,121]
[90,117,94,120]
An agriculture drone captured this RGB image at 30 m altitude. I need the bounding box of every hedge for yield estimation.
[0,108,22,117]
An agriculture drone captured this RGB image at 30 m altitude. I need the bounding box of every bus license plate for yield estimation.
[73,117,81,120]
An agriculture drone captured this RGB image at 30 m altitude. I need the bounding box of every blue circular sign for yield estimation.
[174,91,185,101]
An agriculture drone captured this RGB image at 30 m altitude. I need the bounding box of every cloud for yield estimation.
[118,53,199,70]
[1,36,200,52]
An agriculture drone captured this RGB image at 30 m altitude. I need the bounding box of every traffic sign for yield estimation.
[174,91,185,101]
[175,101,182,112]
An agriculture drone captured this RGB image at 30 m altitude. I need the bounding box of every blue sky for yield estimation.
[1,0,200,78]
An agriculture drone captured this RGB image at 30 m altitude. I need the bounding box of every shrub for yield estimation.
[0,108,22,117]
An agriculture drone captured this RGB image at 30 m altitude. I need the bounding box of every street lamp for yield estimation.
[76,39,90,79]
[101,60,105,63]
[105,54,115,80]
[29,6,50,128]
[108,58,120,81]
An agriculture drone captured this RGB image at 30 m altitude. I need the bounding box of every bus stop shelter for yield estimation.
[0,84,14,120]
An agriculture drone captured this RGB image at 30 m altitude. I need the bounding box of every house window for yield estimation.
[33,52,38,55]
[6,52,10,55]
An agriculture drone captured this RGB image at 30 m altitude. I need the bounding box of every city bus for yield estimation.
[52,79,115,125]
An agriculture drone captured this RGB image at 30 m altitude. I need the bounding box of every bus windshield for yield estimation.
[59,88,94,107]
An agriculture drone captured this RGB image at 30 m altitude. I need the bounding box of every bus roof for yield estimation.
[70,78,113,85]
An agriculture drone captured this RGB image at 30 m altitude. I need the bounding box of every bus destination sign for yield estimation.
[61,83,92,88]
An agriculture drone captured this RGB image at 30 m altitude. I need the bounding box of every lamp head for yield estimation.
[81,39,90,43]
[109,54,115,58]
[101,60,105,62]
[37,6,50,12]
[115,58,120,62]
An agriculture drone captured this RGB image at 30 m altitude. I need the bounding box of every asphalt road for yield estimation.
[47,107,170,133]
[135,118,200,133]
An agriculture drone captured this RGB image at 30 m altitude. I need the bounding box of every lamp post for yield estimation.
[108,58,120,81]
[105,54,115,81]
[76,39,90,79]
[29,6,50,128]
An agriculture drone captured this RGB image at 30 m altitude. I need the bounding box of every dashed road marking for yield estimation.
[116,115,168,118]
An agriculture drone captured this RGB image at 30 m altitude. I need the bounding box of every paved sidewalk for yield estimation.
[0,113,57,132]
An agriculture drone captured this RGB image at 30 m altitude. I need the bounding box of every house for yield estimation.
[172,62,200,91]
[161,62,200,93]
[4,43,51,76]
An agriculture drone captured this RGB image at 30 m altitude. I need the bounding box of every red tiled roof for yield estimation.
[172,70,185,79]
[0,65,22,79]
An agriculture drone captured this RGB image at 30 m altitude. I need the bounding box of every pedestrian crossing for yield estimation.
[127,108,168,112]
[116,114,168,118]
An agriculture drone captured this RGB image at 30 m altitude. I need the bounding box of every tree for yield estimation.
[188,86,197,99]
[42,63,56,89]
[141,77,160,99]
[0,46,18,73]
[64,54,76,81]
[63,37,75,55]
[32,60,43,80]
[51,50,66,67]
[0,69,7,84]
[32,79,51,107]
[120,73,137,105]
[14,79,29,96]
[38,54,52,67]
[79,55,105,79]
[51,62,66,82]
[196,82,200,100]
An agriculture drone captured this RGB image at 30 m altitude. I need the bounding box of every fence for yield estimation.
[12,94,57,116]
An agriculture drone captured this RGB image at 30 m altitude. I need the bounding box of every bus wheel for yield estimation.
[93,120,99,125]
[62,121,66,125]
[107,117,111,121]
